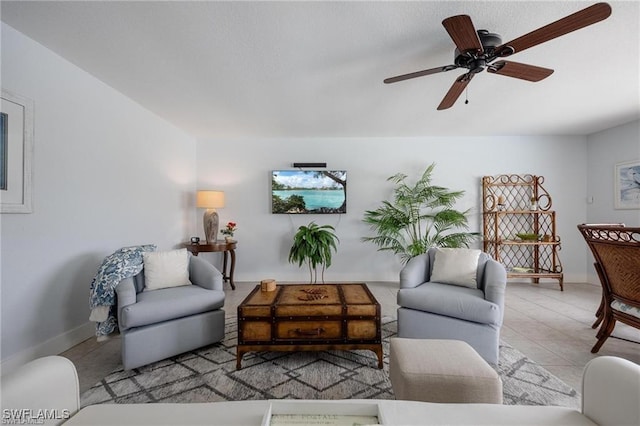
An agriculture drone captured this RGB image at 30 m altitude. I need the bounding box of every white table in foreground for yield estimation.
[66,399,596,425]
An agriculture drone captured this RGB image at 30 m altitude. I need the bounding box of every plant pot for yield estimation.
[225,236,234,243]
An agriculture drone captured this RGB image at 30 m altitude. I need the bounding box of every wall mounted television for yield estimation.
[272,170,346,214]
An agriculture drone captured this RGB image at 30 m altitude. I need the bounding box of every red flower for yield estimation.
[221,221,237,236]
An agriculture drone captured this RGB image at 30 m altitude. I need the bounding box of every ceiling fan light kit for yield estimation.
[384,2,612,110]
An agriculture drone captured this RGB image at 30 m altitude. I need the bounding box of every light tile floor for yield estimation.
[63,280,640,394]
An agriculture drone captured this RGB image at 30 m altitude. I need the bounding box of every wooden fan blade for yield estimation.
[442,15,483,54]
[437,73,474,110]
[487,61,554,82]
[383,65,456,84]
[495,2,612,57]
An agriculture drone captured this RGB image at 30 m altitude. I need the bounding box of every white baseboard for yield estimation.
[507,273,596,286]
[1,321,95,372]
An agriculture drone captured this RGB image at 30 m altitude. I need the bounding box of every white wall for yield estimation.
[4,18,626,368]
[586,120,640,225]
[197,136,588,285]
[0,23,197,368]
[584,119,640,282]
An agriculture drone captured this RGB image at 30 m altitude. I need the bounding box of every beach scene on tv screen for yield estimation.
[272,170,346,214]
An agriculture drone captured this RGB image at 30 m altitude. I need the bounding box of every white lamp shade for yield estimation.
[197,190,225,209]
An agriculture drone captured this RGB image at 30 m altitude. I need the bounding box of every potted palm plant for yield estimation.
[362,163,479,264]
[288,222,339,284]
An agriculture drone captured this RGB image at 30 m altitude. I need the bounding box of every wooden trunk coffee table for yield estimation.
[236,283,382,370]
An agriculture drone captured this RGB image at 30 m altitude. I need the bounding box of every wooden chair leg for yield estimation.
[592,262,606,329]
[592,296,604,329]
[592,316,615,353]
[596,313,610,339]
[592,314,603,329]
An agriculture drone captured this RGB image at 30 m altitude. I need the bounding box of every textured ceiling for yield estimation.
[2,1,639,139]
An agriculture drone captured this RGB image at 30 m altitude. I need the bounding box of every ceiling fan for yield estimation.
[384,2,612,110]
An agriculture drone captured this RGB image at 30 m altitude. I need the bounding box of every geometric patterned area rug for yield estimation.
[81,319,580,409]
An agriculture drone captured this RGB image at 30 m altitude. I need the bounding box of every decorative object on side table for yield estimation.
[196,190,225,243]
[221,221,237,243]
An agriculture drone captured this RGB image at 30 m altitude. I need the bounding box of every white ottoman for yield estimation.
[389,338,503,404]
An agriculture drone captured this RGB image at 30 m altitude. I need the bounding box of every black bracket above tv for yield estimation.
[292,162,327,168]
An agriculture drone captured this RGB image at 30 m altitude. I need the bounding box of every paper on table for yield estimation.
[270,414,379,426]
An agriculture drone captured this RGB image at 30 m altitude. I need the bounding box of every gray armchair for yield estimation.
[116,255,225,370]
[397,248,507,364]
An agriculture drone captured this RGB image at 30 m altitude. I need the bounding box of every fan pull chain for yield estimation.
[465,87,469,105]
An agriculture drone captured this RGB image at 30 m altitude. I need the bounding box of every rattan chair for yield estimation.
[580,223,626,330]
[577,224,640,353]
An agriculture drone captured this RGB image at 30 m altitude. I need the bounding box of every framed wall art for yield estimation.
[1,89,34,213]
[614,160,640,210]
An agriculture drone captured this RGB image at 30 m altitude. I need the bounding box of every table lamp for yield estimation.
[196,190,225,244]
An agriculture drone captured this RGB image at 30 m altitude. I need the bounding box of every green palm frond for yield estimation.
[362,163,479,264]
[289,222,339,283]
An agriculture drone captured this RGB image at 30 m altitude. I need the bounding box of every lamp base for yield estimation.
[203,209,219,244]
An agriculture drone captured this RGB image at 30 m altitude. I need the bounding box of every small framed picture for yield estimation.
[1,90,34,213]
[614,160,640,209]
[190,237,200,244]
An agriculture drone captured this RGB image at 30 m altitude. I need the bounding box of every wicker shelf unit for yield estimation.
[482,174,563,291]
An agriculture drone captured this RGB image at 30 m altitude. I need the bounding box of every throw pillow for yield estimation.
[430,248,481,288]
[143,249,192,291]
